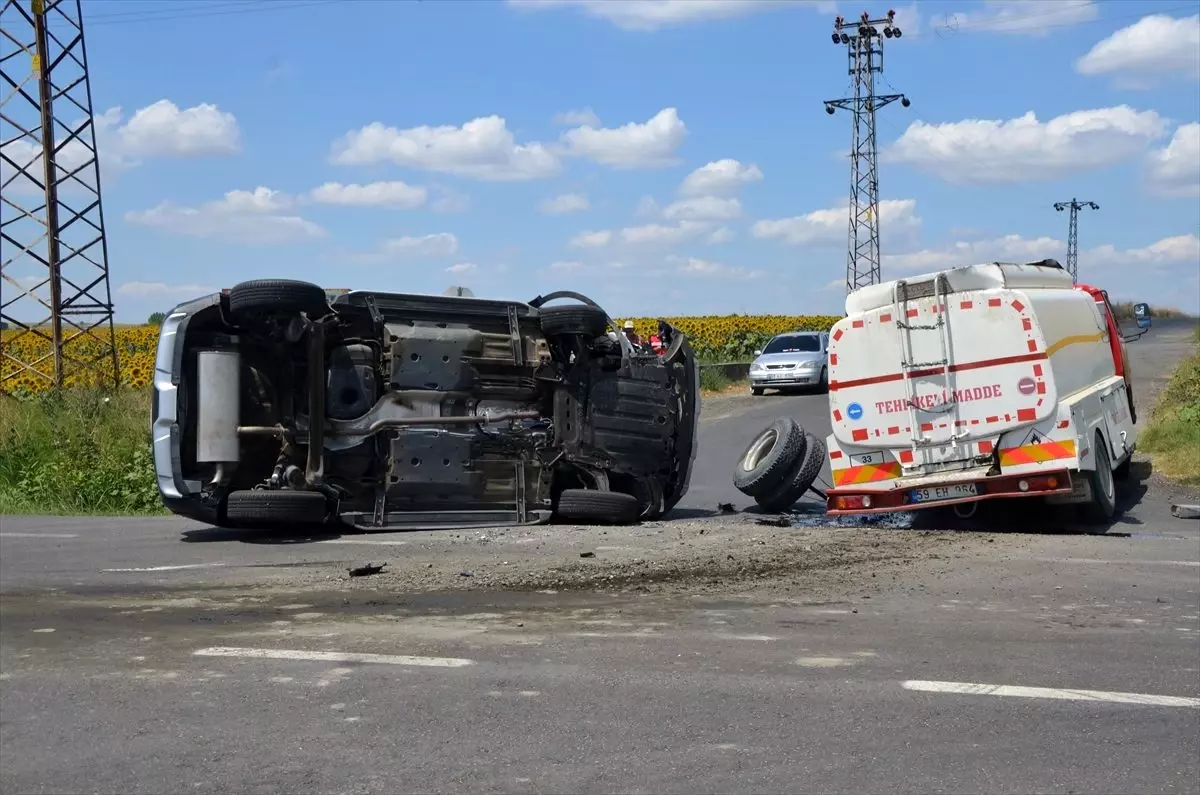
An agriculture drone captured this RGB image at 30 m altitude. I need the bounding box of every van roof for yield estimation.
[846,260,1075,315]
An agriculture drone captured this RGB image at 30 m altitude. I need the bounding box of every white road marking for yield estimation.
[317,539,409,546]
[0,532,79,539]
[1032,558,1200,567]
[103,564,226,572]
[193,646,474,668]
[902,680,1200,708]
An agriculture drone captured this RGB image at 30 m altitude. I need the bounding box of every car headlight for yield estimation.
[800,360,820,369]
[750,362,764,372]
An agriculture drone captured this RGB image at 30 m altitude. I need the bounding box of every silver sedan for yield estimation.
[748,331,830,395]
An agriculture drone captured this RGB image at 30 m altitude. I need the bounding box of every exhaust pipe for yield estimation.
[952,501,979,520]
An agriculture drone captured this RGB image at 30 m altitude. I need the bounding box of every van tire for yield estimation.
[555,489,641,525]
[733,418,806,497]
[228,279,329,319]
[224,489,329,526]
[539,305,609,339]
[1078,432,1116,525]
[756,432,826,513]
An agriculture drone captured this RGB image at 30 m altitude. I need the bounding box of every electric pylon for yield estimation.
[825,9,910,295]
[1053,198,1098,284]
[1,0,119,393]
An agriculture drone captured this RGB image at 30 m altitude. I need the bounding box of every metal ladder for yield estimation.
[892,274,967,454]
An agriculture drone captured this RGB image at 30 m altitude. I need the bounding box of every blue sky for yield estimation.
[4,0,1199,323]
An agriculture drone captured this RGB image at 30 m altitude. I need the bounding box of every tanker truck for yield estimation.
[821,259,1150,524]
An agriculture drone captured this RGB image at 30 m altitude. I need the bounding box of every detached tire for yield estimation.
[539,304,609,338]
[555,489,641,525]
[733,418,806,497]
[756,432,827,513]
[224,489,329,526]
[228,279,329,319]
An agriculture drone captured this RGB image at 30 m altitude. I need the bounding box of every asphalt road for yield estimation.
[1,320,1197,795]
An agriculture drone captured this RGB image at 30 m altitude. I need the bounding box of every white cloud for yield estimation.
[620,221,712,247]
[880,232,1200,275]
[124,187,324,245]
[431,185,471,213]
[117,281,218,298]
[1147,123,1200,198]
[445,262,478,275]
[885,106,1168,184]
[540,192,590,214]
[634,196,661,218]
[330,116,560,181]
[220,187,292,213]
[381,233,460,258]
[309,180,428,209]
[882,234,1064,272]
[560,108,686,168]
[753,198,921,247]
[1,100,240,194]
[553,108,601,126]
[936,0,1097,37]
[569,229,613,248]
[1076,14,1200,83]
[115,99,241,158]
[1088,234,1200,268]
[678,159,763,197]
[507,0,823,31]
[548,260,585,271]
[662,196,743,222]
[674,257,764,279]
[709,227,736,244]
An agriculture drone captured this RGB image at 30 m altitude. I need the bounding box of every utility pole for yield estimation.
[1053,198,1098,284]
[1,0,119,393]
[825,9,910,295]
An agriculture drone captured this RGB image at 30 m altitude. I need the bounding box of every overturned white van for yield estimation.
[824,260,1149,524]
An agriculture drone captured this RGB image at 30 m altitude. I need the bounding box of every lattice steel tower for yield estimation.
[1053,198,1098,284]
[1,0,118,392]
[825,9,909,294]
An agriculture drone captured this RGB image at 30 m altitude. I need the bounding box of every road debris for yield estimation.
[1170,503,1199,520]
[347,563,387,577]
[580,551,596,559]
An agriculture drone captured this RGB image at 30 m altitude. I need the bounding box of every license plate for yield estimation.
[770,372,790,379]
[910,483,978,503]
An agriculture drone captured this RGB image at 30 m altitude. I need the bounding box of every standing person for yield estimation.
[622,320,643,349]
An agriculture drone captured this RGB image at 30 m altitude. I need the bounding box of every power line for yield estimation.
[824,9,910,295]
[1053,199,1099,284]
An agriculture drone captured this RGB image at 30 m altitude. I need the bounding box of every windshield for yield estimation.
[763,334,820,354]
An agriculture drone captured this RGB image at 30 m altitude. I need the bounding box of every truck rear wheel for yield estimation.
[1078,432,1116,525]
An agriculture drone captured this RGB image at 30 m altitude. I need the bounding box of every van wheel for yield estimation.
[1078,433,1116,525]
[228,279,330,320]
[554,489,641,525]
[224,489,329,527]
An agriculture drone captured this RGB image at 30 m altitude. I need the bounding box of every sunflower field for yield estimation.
[1,325,158,395]
[624,314,842,362]
[2,315,840,395]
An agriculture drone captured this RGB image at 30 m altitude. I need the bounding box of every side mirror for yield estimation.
[1134,302,1152,330]
[753,350,762,357]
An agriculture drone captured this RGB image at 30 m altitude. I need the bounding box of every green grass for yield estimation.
[1139,345,1200,486]
[0,388,165,515]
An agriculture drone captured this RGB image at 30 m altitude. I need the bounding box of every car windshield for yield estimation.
[763,334,820,354]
